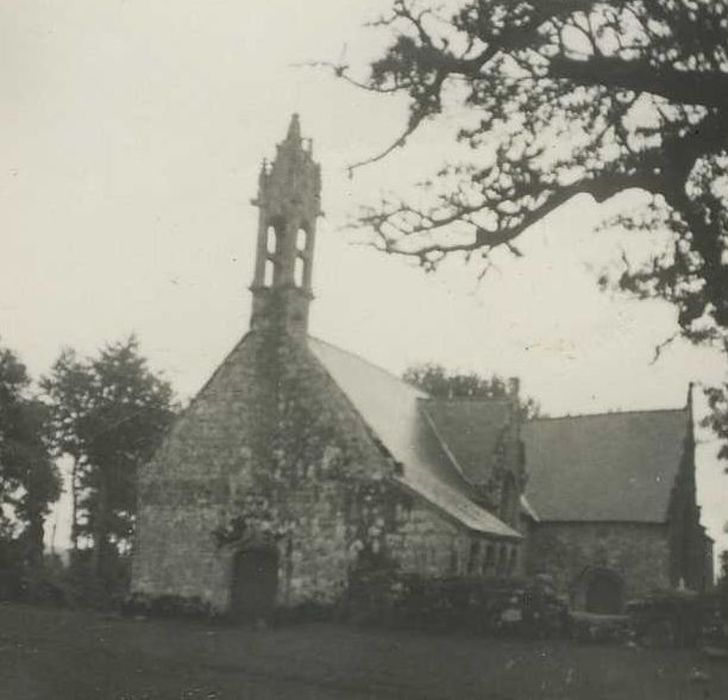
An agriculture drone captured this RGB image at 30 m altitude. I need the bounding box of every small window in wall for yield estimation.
[484,544,495,574]
[294,256,305,287]
[449,549,459,575]
[497,545,507,576]
[467,541,480,575]
[264,259,275,287]
[296,227,308,252]
[266,226,277,255]
[507,548,517,576]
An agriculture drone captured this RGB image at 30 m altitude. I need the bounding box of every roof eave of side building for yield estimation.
[392,475,523,542]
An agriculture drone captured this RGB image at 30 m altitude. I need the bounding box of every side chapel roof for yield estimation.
[522,408,690,523]
[419,399,513,486]
[308,337,521,539]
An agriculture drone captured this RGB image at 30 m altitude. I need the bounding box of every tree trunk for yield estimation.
[24,464,46,569]
[70,456,78,553]
[26,507,45,569]
[91,474,109,582]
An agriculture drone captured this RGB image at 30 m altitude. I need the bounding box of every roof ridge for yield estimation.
[179,331,251,411]
[307,335,429,396]
[526,406,687,423]
[419,396,512,405]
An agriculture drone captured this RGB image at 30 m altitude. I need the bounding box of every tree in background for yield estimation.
[332,0,728,472]
[40,349,92,554]
[0,343,60,576]
[403,363,540,419]
[42,337,176,586]
[336,0,728,347]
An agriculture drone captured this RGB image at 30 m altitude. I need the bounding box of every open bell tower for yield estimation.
[250,114,322,336]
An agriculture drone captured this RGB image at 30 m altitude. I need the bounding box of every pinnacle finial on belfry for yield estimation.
[250,113,321,335]
[286,113,301,142]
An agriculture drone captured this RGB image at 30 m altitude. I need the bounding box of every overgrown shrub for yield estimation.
[627,590,705,648]
[121,592,220,621]
[345,570,570,638]
[55,551,132,610]
[570,613,631,644]
[0,544,69,607]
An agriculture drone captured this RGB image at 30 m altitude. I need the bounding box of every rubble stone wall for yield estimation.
[526,521,670,606]
[132,331,391,610]
[385,498,519,577]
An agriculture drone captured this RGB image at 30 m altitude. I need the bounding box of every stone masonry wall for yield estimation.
[384,494,519,578]
[526,522,670,605]
[387,498,473,577]
[132,330,394,610]
[132,332,262,609]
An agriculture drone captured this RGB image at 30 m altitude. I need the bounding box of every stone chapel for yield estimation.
[131,116,713,618]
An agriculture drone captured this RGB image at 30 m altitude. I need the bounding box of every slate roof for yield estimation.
[522,409,690,523]
[308,337,521,539]
[420,399,512,485]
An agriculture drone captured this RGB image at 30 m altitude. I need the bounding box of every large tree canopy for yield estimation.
[338,0,728,344]
[42,337,176,579]
[0,344,60,567]
[403,363,540,419]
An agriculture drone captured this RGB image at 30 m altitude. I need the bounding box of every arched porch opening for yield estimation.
[574,567,624,614]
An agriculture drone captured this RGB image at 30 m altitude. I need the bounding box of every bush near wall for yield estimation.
[345,571,570,638]
[121,592,220,620]
[627,590,706,649]
[570,612,631,644]
[57,552,132,610]
[0,550,133,611]
[0,545,70,608]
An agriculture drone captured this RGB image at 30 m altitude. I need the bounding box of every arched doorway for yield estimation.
[230,547,279,621]
[584,569,623,614]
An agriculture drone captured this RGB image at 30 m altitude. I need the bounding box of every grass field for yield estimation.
[1,602,727,699]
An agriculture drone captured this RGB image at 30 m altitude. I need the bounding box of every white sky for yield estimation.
[2,1,726,562]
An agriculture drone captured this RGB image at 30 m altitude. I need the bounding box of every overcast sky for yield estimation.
[2,1,726,557]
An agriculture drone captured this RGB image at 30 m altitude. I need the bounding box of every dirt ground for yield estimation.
[1,602,727,699]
